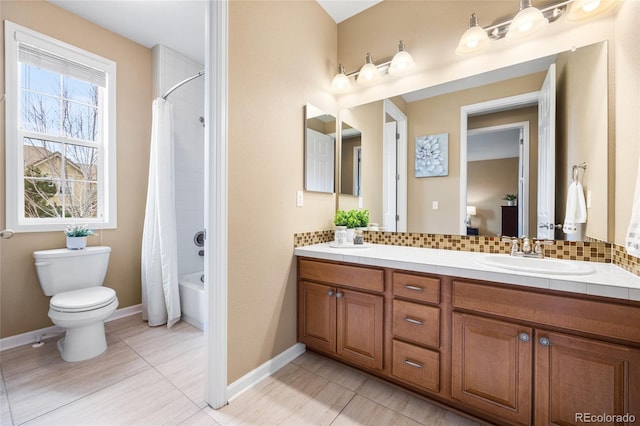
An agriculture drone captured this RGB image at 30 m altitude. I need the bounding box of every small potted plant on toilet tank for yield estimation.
[64,224,95,250]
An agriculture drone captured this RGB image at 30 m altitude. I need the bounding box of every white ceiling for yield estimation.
[48,0,378,65]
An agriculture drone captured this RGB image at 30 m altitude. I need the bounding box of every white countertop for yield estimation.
[294,243,640,302]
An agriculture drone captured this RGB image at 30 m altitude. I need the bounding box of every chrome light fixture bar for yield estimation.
[332,40,415,90]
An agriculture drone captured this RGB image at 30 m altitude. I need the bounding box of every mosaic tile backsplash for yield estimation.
[293,230,640,278]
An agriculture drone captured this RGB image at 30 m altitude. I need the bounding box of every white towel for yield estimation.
[563,181,587,235]
[626,157,640,256]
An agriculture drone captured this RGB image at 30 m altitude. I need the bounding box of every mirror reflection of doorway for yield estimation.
[467,123,529,237]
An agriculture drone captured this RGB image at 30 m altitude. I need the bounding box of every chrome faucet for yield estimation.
[501,236,553,258]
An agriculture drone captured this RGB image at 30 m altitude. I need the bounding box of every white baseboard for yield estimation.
[226,343,306,402]
[0,304,142,352]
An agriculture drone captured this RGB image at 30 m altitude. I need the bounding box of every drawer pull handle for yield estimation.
[404,359,423,369]
[403,316,424,326]
[403,285,423,292]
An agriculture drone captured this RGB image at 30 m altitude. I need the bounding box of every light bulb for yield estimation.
[506,1,548,40]
[389,41,415,75]
[357,53,380,85]
[567,0,618,20]
[456,14,490,55]
[331,64,351,90]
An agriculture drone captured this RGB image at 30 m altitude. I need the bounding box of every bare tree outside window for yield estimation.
[21,64,99,219]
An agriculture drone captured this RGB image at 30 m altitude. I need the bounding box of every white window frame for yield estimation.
[4,20,117,233]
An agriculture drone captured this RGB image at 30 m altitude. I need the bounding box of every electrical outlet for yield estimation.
[296,190,304,207]
[432,201,439,210]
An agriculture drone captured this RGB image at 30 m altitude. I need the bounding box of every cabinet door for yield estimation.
[452,313,532,425]
[535,331,640,426]
[337,289,383,370]
[298,281,336,353]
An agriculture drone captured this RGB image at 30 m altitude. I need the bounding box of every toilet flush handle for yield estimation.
[34,262,51,267]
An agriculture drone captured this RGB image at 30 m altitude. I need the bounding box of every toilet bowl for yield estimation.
[48,287,118,362]
[33,246,119,362]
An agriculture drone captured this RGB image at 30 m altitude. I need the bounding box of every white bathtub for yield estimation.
[179,271,206,331]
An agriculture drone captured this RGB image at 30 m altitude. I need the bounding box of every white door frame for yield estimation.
[467,122,530,237]
[205,0,228,409]
[459,92,538,235]
[383,99,407,232]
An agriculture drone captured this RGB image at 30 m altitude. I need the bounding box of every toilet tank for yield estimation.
[33,246,111,296]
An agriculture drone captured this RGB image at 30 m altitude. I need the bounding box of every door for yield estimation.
[298,281,336,353]
[452,313,533,425]
[537,64,556,239]
[305,128,335,193]
[337,289,383,370]
[535,330,640,426]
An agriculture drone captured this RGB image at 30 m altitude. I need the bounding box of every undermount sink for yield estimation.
[479,255,595,276]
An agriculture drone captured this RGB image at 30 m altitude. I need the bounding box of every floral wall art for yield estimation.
[415,133,448,177]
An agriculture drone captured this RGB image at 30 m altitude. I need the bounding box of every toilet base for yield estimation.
[57,321,108,362]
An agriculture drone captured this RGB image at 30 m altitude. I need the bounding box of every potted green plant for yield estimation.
[503,194,517,206]
[334,209,370,243]
[64,224,95,250]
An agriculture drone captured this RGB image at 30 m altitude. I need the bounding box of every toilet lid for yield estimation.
[50,287,117,312]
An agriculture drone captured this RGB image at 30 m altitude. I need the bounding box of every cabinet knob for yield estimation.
[518,332,530,342]
[327,290,335,297]
[539,337,551,347]
[336,292,343,299]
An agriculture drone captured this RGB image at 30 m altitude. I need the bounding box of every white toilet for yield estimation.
[33,246,119,362]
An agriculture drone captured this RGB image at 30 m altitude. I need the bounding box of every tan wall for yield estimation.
[468,158,519,236]
[406,74,544,234]
[614,1,640,245]
[339,101,384,225]
[556,42,608,241]
[228,0,337,383]
[0,1,152,338]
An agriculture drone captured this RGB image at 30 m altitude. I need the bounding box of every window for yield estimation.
[4,21,116,232]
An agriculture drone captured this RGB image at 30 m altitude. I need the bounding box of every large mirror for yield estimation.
[305,104,336,193]
[338,41,608,242]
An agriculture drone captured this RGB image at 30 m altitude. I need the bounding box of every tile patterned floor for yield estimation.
[0,314,479,425]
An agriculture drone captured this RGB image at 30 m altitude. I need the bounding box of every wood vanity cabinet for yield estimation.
[452,279,640,425]
[296,256,640,425]
[298,259,384,370]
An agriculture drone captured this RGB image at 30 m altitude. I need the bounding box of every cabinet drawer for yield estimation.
[299,259,384,293]
[453,280,640,344]
[393,272,440,304]
[392,299,440,348]
[391,339,440,393]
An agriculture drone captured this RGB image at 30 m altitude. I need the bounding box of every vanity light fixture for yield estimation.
[455,0,618,56]
[331,41,414,90]
[455,13,490,55]
[567,0,619,20]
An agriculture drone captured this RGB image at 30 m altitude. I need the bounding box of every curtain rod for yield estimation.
[161,70,205,100]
